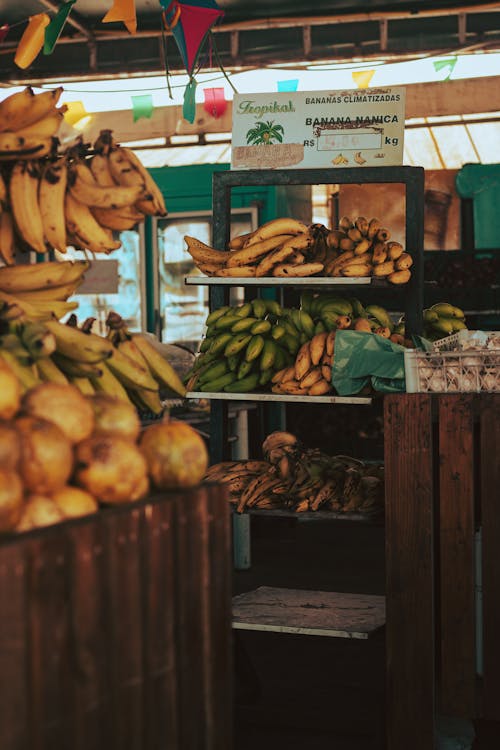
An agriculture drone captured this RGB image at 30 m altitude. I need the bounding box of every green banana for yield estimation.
[259,369,274,386]
[198,360,228,385]
[231,317,259,332]
[365,304,394,332]
[234,302,253,318]
[430,317,455,335]
[290,309,303,332]
[251,299,267,319]
[314,320,327,335]
[237,359,255,380]
[298,310,315,338]
[214,312,242,330]
[199,337,212,353]
[271,324,286,340]
[264,299,282,317]
[300,290,314,314]
[206,306,231,326]
[227,353,240,372]
[224,333,253,357]
[273,345,287,371]
[282,333,300,355]
[321,311,341,331]
[260,339,277,371]
[282,319,301,338]
[200,372,236,392]
[423,309,439,324]
[348,297,366,318]
[431,302,456,318]
[251,319,272,335]
[209,332,234,355]
[245,334,265,362]
[316,296,353,316]
[224,372,260,393]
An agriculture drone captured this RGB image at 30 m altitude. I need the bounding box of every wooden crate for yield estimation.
[0,484,232,750]
[384,394,500,750]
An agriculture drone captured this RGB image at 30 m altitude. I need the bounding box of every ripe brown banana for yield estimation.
[184,235,230,266]
[243,218,308,247]
[227,234,293,267]
[294,342,312,381]
[272,262,324,277]
[372,261,395,277]
[310,332,328,365]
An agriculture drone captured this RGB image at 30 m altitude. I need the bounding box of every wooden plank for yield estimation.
[105,510,144,750]
[68,521,114,750]
[384,394,435,750]
[0,542,28,750]
[206,483,233,750]
[174,487,210,750]
[232,587,386,639]
[438,395,476,716]
[141,499,179,750]
[185,276,372,286]
[480,394,500,719]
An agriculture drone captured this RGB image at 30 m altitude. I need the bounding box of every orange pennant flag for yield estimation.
[351,70,375,89]
[14,13,50,69]
[102,0,137,35]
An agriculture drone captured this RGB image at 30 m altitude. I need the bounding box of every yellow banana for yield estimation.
[308,378,332,395]
[244,218,308,247]
[13,280,82,302]
[25,298,78,320]
[107,346,159,392]
[341,263,372,277]
[367,218,381,240]
[0,210,15,266]
[254,233,312,277]
[106,143,167,216]
[372,242,387,265]
[372,261,395,277]
[36,355,69,385]
[118,146,167,216]
[0,259,89,293]
[227,233,296,268]
[300,368,323,389]
[127,386,164,415]
[184,235,230,266]
[52,353,104,379]
[68,161,146,209]
[44,319,114,364]
[387,269,411,285]
[89,153,117,187]
[65,193,122,254]
[215,266,256,277]
[14,107,66,139]
[273,262,324,277]
[131,334,187,397]
[310,332,328,366]
[386,241,404,261]
[69,377,95,396]
[90,361,132,402]
[0,134,55,160]
[91,206,144,231]
[294,342,312,381]
[0,171,6,207]
[10,160,47,254]
[0,87,62,132]
[395,253,413,270]
[39,157,68,253]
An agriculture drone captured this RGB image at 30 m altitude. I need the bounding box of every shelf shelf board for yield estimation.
[233,507,382,524]
[232,586,386,639]
[185,275,373,287]
[186,391,373,405]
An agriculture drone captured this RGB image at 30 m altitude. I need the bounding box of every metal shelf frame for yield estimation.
[205,166,424,464]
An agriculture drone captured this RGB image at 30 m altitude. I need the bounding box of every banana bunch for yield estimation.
[205,431,385,516]
[324,215,413,284]
[0,259,88,320]
[184,298,302,393]
[423,302,467,341]
[0,86,65,161]
[0,126,167,262]
[185,218,330,278]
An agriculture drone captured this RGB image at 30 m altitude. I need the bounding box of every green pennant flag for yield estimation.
[131,94,154,122]
[433,56,457,80]
[44,0,76,55]
[183,78,197,124]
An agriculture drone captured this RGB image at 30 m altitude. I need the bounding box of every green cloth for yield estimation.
[331,330,406,395]
[455,164,500,250]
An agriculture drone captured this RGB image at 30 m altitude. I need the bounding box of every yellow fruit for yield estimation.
[21,382,95,445]
[0,422,21,471]
[88,393,141,442]
[0,359,21,420]
[140,418,209,489]
[75,435,149,504]
[16,416,73,494]
[52,486,98,519]
[17,495,64,532]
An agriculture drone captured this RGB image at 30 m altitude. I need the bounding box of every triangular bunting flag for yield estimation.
[203,87,226,118]
[433,57,457,80]
[131,94,154,122]
[102,0,137,35]
[351,70,375,89]
[183,78,197,124]
[15,14,51,69]
[44,0,77,55]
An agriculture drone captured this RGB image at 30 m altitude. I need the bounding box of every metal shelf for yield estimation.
[185,276,372,287]
[187,391,373,405]
[233,507,382,524]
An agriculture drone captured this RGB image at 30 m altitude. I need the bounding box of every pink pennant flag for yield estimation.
[203,87,227,119]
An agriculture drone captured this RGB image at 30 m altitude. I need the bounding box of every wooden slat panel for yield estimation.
[480,394,500,719]
[206,483,233,750]
[175,486,211,750]
[68,521,113,750]
[0,542,28,750]
[105,509,144,750]
[26,533,75,750]
[384,394,435,750]
[438,395,476,716]
[142,499,179,750]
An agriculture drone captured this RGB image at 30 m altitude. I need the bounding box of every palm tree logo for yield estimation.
[245,120,285,145]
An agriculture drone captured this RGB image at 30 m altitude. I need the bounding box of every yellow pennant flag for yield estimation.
[102,0,137,35]
[351,70,375,89]
[64,101,90,128]
[14,14,50,69]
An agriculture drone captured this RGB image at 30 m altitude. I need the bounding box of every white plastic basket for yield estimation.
[404,348,500,393]
[432,330,500,353]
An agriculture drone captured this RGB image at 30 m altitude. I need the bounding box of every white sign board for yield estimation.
[231,87,405,170]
